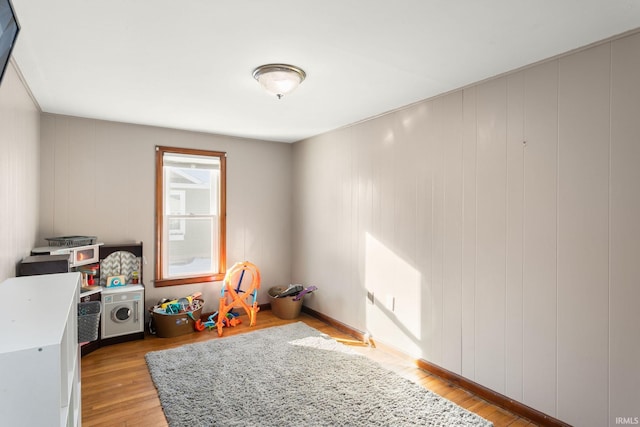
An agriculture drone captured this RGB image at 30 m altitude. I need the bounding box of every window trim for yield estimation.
[155,146,227,287]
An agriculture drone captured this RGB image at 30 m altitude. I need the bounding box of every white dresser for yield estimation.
[0,272,81,427]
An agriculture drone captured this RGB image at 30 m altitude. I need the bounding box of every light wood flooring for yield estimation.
[81,311,537,426]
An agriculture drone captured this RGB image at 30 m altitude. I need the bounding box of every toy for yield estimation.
[160,292,202,311]
[273,284,303,298]
[106,275,126,287]
[293,285,317,301]
[201,311,242,331]
[217,261,260,336]
[79,264,99,286]
[187,311,205,332]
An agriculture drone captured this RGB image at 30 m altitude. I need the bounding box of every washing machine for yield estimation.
[101,284,144,339]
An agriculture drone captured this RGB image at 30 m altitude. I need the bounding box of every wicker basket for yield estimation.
[150,300,204,338]
[268,287,303,319]
[78,301,101,342]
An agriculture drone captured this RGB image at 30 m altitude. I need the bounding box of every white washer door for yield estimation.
[111,305,132,323]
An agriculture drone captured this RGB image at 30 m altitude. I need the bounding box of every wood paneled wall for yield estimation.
[292,31,640,427]
[0,61,40,281]
[39,115,293,315]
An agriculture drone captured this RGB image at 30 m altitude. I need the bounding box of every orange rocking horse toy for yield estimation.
[217,261,261,337]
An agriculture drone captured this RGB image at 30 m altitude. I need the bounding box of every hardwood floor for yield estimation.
[81,311,536,426]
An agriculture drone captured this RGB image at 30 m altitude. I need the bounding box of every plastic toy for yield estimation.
[187,311,205,332]
[160,292,202,311]
[293,285,317,301]
[217,261,260,336]
[221,313,242,328]
[201,311,242,331]
[273,284,304,298]
[201,314,215,330]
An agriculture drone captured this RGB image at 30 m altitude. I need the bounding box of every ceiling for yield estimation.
[10,1,640,143]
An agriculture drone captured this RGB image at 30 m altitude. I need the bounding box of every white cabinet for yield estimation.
[0,272,81,427]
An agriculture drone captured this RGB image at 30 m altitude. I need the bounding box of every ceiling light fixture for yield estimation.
[252,63,306,99]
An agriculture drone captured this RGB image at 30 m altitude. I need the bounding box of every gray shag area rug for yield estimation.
[145,322,493,427]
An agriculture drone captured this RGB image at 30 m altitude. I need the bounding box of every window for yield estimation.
[155,146,226,286]
[168,190,186,241]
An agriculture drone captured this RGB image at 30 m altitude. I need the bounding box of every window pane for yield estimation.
[165,165,219,216]
[168,190,185,215]
[165,217,219,277]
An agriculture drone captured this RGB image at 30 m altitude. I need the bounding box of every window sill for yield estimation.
[154,273,225,287]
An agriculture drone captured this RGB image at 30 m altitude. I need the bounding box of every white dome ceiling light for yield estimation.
[252,64,306,99]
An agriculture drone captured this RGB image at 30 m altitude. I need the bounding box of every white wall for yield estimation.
[39,114,292,314]
[292,31,640,427]
[0,61,40,281]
